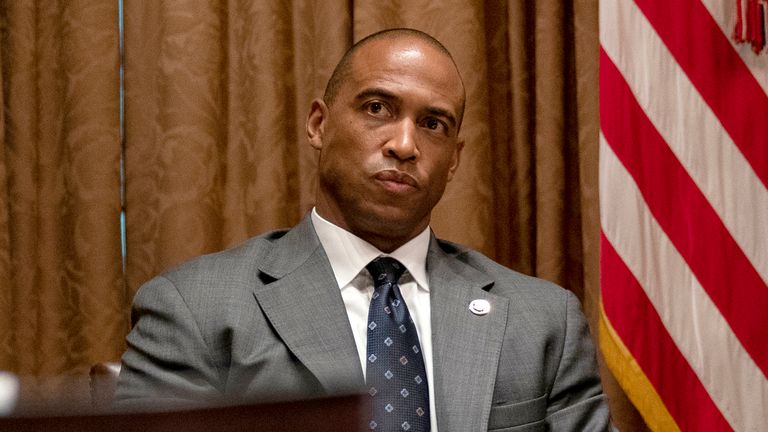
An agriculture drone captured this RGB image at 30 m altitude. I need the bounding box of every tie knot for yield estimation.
[365,257,406,287]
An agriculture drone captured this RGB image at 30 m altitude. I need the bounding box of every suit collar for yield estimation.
[253,215,365,395]
[256,215,322,279]
[427,237,509,431]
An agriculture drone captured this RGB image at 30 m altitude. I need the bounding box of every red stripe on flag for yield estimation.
[601,234,732,431]
[634,0,768,189]
[600,49,768,376]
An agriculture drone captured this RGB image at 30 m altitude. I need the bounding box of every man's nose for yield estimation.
[383,119,419,161]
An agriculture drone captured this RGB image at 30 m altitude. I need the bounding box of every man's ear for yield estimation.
[446,139,464,182]
[307,99,329,150]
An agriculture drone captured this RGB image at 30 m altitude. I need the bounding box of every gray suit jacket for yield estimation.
[117,216,610,431]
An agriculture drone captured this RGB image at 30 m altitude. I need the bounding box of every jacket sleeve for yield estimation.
[114,275,223,410]
[546,292,611,431]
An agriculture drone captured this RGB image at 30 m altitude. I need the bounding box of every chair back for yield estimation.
[89,362,121,409]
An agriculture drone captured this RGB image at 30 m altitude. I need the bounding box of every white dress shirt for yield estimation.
[311,208,438,431]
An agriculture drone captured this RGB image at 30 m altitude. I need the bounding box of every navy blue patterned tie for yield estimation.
[365,257,430,431]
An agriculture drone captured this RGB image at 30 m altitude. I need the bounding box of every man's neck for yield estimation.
[311,207,431,291]
[313,205,428,253]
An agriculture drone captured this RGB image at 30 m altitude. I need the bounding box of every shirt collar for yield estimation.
[311,207,430,291]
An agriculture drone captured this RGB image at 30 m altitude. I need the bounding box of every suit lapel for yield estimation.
[428,239,509,431]
[252,216,365,396]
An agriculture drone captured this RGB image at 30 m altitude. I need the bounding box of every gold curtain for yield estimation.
[0,0,646,429]
[0,0,126,403]
[122,0,595,298]
[121,1,353,291]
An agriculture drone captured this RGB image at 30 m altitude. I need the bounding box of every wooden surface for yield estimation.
[0,394,367,432]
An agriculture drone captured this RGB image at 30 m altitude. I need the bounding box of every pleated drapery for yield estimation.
[0,0,125,404]
[122,0,599,305]
[0,1,645,429]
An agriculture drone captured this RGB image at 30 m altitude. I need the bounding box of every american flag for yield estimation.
[599,1,768,431]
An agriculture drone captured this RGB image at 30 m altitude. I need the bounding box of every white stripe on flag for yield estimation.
[600,136,768,432]
[600,0,768,286]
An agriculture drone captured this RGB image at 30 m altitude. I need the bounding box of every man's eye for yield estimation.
[424,118,445,132]
[367,102,386,114]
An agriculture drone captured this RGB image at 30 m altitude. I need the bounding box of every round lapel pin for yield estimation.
[468,299,491,316]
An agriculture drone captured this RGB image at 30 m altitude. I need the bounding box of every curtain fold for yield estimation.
[122,0,227,293]
[122,0,352,295]
[0,1,124,378]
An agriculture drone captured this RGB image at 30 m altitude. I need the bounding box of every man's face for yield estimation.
[307,37,465,251]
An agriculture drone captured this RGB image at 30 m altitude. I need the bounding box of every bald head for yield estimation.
[323,28,466,127]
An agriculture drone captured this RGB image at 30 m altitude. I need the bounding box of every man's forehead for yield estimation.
[348,38,464,100]
[352,37,449,71]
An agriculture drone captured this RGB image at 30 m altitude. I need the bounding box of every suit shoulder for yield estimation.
[435,239,571,301]
[166,227,289,273]
[141,227,293,298]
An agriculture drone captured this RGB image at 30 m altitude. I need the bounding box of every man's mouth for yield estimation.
[373,170,418,191]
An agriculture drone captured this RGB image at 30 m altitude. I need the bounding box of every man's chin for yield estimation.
[363,210,429,237]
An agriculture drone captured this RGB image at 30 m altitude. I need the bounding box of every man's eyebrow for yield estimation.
[354,87,400,102]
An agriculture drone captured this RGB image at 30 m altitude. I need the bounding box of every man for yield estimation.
[117,28,610,431]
